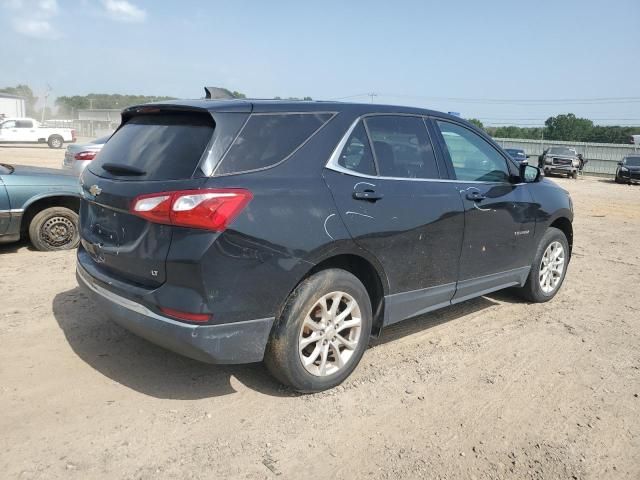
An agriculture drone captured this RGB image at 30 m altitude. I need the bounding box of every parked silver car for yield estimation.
[62,136,110,176]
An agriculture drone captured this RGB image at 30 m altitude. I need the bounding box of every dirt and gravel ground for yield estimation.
[1,145,639,479]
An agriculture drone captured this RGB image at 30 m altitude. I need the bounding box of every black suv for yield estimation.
[615,154,640,184]
[76,99,574,392]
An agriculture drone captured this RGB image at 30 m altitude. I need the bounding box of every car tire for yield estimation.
[614,175,622,184]
[571,171,578,179]
[517,227,569,303]
[28,206,80,251]
[47,135,64,149]
[264,269,372,392]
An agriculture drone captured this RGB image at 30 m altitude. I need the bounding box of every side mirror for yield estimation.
[617,161,623,166]
[520,163,541,183]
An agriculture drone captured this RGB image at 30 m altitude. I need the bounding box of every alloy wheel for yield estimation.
[298,291,362,376]
[539,241,565,294]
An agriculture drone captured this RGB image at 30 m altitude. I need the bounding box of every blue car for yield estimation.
[505,148,528,164]
[0,163,81,250]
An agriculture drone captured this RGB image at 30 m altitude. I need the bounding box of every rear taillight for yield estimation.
[130,189,252,231]
[74,151,98,161]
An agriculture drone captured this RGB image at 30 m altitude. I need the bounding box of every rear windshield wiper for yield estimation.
[100,163,146,176]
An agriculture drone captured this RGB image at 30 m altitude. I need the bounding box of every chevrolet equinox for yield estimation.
[76,99,574,392]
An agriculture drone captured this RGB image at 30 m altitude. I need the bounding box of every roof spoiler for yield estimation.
[204,86,235,100]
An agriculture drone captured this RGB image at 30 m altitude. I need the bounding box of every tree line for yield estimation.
[468,114,639,144]
[3,85,636,144]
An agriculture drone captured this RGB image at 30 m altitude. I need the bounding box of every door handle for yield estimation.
[353,189,384,201]
[465,190,486,202]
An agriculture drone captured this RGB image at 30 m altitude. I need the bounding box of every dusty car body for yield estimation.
[0,163,81,250]
[76,99,574,391]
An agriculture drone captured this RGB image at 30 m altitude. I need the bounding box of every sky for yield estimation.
[1,0,639,126]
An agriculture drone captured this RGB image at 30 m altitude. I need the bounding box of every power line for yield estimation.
[328,93,640,105]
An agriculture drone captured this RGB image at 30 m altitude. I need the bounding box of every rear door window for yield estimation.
[337,122,377,176]
[365,116,439,179]
[214,113,333,176]
[90,112,214,180]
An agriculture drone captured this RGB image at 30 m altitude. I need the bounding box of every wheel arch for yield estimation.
[21,194,80,234]
[290,251,389,337]
[549,215,573,254]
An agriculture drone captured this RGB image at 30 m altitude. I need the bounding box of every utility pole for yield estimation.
[368,92,378,103]
[41,84,51,124]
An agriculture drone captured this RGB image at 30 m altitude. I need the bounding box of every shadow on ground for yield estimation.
[53,285,518,399]
[373,295,500,346]
[52,287,292,400]
[0,238,34,254]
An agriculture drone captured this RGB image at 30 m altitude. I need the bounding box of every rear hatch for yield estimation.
[79,108,217,287]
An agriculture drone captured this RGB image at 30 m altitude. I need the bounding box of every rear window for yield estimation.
[91,112,214,180]
[214,113,333,176]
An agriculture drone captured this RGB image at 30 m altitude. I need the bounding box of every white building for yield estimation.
[0,93,26,118]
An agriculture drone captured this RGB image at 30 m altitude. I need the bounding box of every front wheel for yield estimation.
[517,227,569,303]
[264,269,372,392]
[28,206,80,251]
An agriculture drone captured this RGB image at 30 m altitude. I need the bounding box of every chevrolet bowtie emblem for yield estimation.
[89,185,102,196]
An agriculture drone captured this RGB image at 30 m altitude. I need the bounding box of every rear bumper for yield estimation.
[76,264,274,364]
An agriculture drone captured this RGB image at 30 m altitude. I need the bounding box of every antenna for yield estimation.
[204,87,234,100]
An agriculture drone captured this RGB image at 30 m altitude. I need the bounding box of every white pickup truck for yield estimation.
[0,117,76,148]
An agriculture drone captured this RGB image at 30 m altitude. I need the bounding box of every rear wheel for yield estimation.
[517,227,569,303]
[264,269,372,392]
[47,135,63,148]
[28,207,79,251]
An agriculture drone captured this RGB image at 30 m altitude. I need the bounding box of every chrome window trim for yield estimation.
[325,115,513,186]
[211,111,338,177]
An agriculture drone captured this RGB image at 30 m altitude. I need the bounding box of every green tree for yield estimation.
[544,113,594,141]
[0,84,39,117]
[466,118,484,130]
[55,93,176,118]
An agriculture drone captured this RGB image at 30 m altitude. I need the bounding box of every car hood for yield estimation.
[623,165,640,171]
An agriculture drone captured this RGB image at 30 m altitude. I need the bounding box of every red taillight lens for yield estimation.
[159,307,211,323]
[130,189,252,231]
[74,150,98,161]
